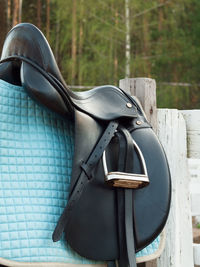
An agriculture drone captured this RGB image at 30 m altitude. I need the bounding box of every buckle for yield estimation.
[103,138,149,189]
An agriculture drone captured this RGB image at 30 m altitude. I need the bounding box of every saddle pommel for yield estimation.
[105,172,149,189]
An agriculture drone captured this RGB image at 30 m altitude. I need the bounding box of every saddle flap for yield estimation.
[63,125,171,260]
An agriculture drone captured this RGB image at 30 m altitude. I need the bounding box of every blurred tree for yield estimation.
[0,0,199,108]
[37,0,41,28]
[78,0,84,85]
[71,0,77,85]
[12,0,22,26]
[7,0,11,28]
[0,0,7,52]
[46,0,50,40]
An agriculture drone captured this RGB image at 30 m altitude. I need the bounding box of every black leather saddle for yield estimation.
[0,23,171,267]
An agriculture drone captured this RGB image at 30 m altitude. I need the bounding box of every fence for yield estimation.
[119,77,200,267]
[182,111,200,266]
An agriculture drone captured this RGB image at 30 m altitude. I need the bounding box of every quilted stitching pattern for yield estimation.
[0,79,160,264]
[136,236,160,258]
[0,79,97,264]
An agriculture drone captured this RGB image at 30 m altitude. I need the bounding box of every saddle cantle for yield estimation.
[0,23,171,267]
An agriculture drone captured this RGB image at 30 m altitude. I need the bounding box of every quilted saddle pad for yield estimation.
[0,79,162,266]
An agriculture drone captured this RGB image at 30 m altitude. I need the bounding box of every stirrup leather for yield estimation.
[103,138,150,189]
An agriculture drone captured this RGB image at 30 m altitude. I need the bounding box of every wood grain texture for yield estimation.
[181,110,200,158]
[193,243,200,265]
[156,109,194,267]
[188,158,200,217]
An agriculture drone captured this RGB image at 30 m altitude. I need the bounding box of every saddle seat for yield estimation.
[0,23,137,121]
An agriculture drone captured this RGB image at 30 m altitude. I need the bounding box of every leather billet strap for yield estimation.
[53,121,119,242]
[115,128,137,267]
[80,121,119,179]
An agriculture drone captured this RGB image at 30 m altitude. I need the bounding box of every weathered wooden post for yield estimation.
[119,78,158,267]
[181,110,200,159]
[119,78,157,130]
[119,77,194,267]
[156,109,193,267]
[181,110,200,266]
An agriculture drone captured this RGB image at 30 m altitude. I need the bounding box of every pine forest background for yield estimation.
[0,0,199,109]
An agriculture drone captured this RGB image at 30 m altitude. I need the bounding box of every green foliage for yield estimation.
[20,0,200,109]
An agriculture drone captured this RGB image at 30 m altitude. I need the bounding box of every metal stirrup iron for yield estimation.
[103,138,150,189]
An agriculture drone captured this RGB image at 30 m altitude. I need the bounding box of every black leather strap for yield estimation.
[80,121,119,179]
[125,189,137,267]
[116,128,137,267]
[115,131,128,267]
[123,128,137,267]
[53,121,119,242]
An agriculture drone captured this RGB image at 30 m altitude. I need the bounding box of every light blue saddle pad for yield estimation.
[0,79,160,264]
